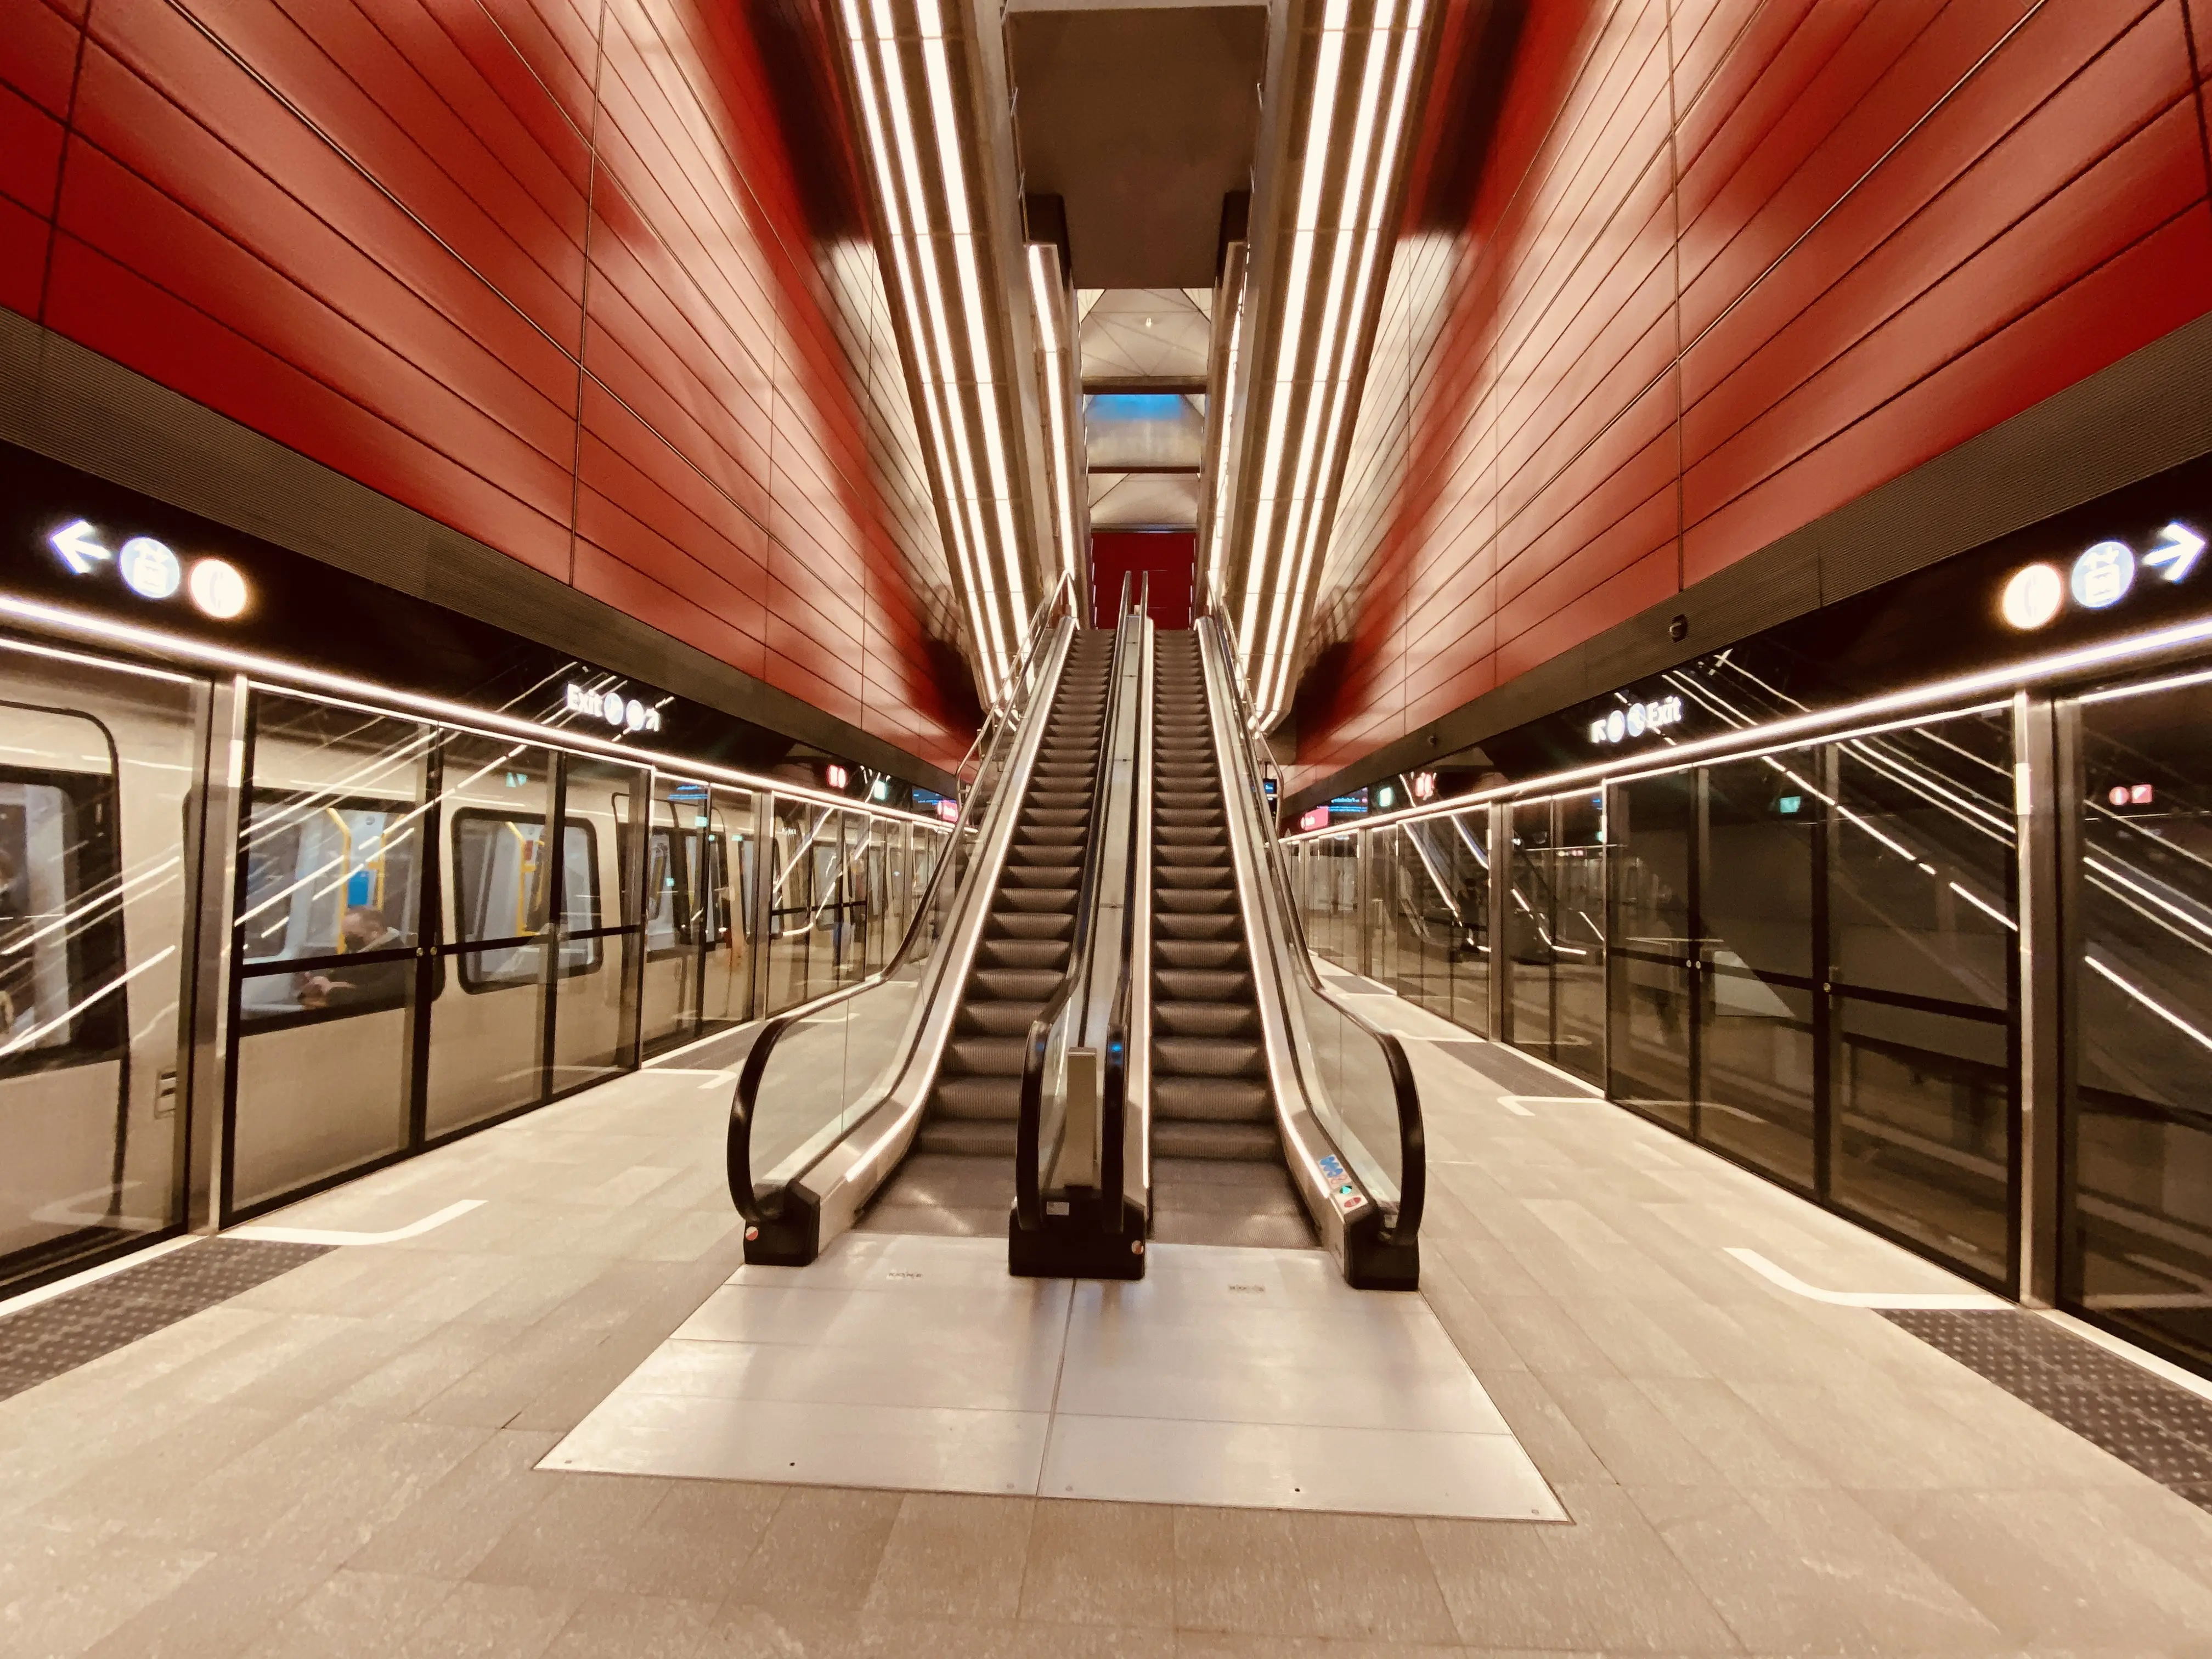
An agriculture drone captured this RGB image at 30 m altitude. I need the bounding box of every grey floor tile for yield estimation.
[729,1486,900,1616]
[1282,1511,1460,1644]
[1854,1486,2212,1650]
[1018,1499,1177,1627]
[235,1569,456,1659]
[1417,1480,1740,1651]
[865,1492,1036,1620]
[1475,1370,1613,1486]
[1169,1505,1317,1636]
[76,1547,334,1659]
[391,1579,580,1659]
[1541,1375,1730,1488]
[540,1590,717,1658]
[1630,1483,2006,1655]
[467,1471,671,1592]
[1630,1378,1828,1490]
[0,1533,214,1658]
[345,1429,563,1579]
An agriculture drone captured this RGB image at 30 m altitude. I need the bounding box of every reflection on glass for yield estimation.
[1832,998,2011,1284]
[2069,678,2212,1366]
[1506,799,1553,1057]
[1396,820,1459,1019]
[1830,713,2014,1009]
[232,695,428,1207]
[0,653,200,1286]
[425,733,553,1138]
[1509,796,1604,1085]
[1443,809,1490,1036]
[1608,772,1691,1128]
[1699,751,1815,1184]
[550,754,642,1091]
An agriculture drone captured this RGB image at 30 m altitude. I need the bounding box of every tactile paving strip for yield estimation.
[1432,1039,1601,1099]
[1883,1308,2212,1512]
[0,1238,330,1402]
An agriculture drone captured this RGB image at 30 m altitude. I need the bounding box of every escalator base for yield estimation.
[1007,1193,1147,1280]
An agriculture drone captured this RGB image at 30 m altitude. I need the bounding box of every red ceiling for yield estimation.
[1292,0,2212,793]
[0,0,977,770]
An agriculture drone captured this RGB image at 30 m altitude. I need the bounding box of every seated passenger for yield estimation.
[298,905,412,1011]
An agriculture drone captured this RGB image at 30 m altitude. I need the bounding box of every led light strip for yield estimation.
[0,592,950,825]
[1028,244,1082,586]
[1280,608,2212,842]
[840,0,1032,694]
[1223,0,1430,730]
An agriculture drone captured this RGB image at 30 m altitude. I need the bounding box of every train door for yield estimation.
[546,754,645,1093]
[695,786,755,1030]
[636,777,702,1056]
[0,646,204,1291]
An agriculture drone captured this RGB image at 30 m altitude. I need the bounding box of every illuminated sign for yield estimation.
[2002,522,2205,629]
[937,798,959,822]
[1589,694,1683,746]
[2108,783,2155,807]
[563,680,663,733]
[48,519,251,619]
[1298,804,1330,832]
[1410,771,1437,802]
[825,763,849,790]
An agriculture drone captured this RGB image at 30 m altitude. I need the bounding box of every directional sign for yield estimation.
[2145,522,2207,584]
[49,520,111,574]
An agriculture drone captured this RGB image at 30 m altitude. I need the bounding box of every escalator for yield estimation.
[862,631,1114,1233]
[1146,632,1313,1248]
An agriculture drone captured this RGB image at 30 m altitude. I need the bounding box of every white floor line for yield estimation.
[644,1019,764,1067]
[1725,1246,2007,1310]
[635,1068,733,1079]
[228,1199,485,1248]
[696,1071,738,1091]
[2036,1307,2212,1404]
[1496,1097,1534,1117]
[0,1234,200,1322]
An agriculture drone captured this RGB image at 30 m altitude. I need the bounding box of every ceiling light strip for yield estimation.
[1258,0,1426,723]
[1259,2,1402,706]
[842,0,1003,702]
[1028,245,1082,587]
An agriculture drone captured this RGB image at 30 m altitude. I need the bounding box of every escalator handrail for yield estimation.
[956,571,1075,799]
[1200,602,1426,1243]
[1015,577,1139,1232]
[729,601,1074,1226]
[1096,570,1150,1236]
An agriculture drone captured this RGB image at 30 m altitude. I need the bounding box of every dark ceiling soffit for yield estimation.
[1083,376,1211,393]
[1280,308,2212,819]
[1086,464,1204,475]
[0,313,960,795]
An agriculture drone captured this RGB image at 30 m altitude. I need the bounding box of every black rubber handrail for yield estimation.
[1015,574,1138,1232]
[1094,570,1149,1235]
[1200,603,1426,1245]
[727,584,1073,1224]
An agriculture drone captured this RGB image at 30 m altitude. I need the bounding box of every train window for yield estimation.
[234,796,425,1024]
[0,765,124,1073]
[452,811,600,990]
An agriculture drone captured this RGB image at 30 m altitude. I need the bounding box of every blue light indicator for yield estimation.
[1777,794,1802,815]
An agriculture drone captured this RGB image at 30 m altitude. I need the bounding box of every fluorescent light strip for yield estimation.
[1028,246,1081,585]
[1238,16,1345,664]
[0,594,950,824]
[852,3,1005,700]
[1259,8,1400,704]
[1261,4,1425,723]
[1283,611,2212,841]
[1206,287,1245,592]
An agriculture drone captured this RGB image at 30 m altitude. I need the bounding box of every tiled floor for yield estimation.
[548,1233,1558,1519]
[5,1001,2212,1656]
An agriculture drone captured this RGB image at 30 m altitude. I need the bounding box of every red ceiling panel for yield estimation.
[1291,0,2212,800]
[11,0,974,772]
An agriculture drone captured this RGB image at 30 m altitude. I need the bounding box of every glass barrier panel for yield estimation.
[1607,772,1692,1127]
[697,786,754,1029]
[1397,821,1458,1017]
[636,775,704,1054]
[766,798,835,1014]
[1830,712,2015,1010]
[1367,827,1400,990]
[2067,676,2212,1366]
[1551,792,1606,1086]
[425,732,555,1137]
[1699,749,1817,1184]
[1832,997,2012,1285]
[232,693,431,1208]
[1506,800,1554,1057]
[1442,809,1490,1036]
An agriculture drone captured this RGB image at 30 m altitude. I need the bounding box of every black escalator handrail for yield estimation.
[728,605,1072,1222]
[1094,569,1149,1235]
[1015,576,1138,1232]
[1199,602,1426,1244]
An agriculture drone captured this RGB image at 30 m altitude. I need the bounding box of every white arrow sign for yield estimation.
[2144,521,2207,584]
[49,519,112,575]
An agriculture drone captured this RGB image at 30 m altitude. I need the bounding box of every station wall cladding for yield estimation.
[0,0,978,770]
[1293,0,2212,790]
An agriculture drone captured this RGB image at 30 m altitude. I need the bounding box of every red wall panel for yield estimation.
[5,0,973,771]
[1294,0,2212,793]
